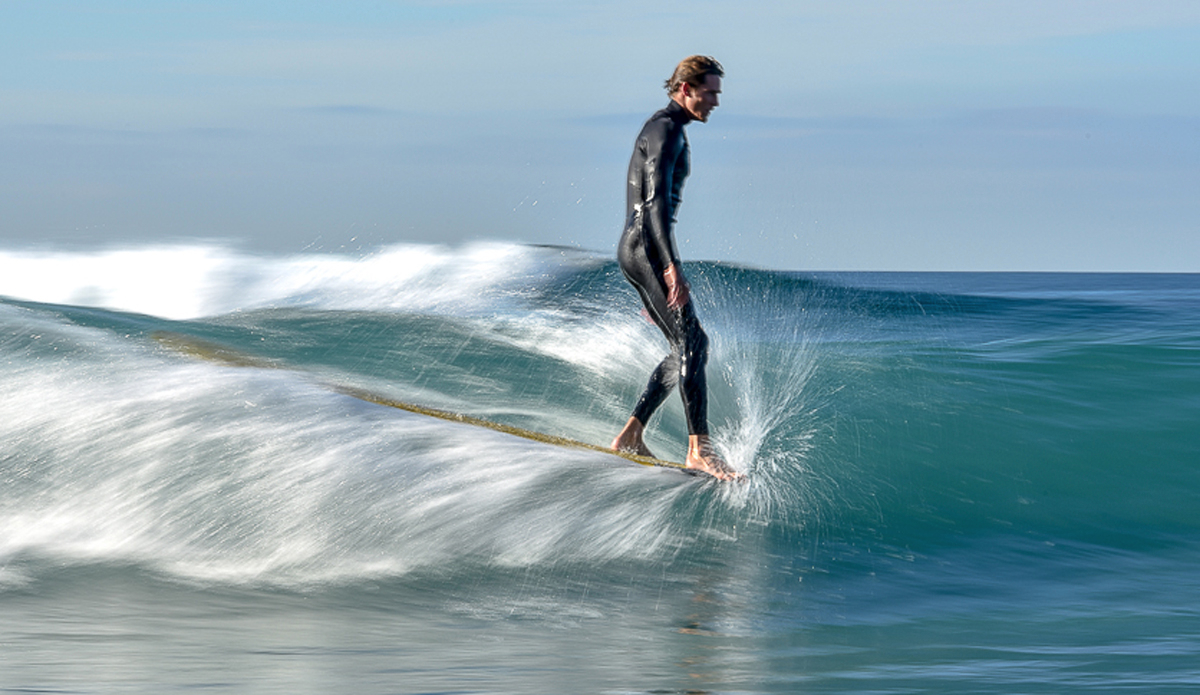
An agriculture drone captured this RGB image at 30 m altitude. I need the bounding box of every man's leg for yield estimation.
[674,306,709,436]
[614,248,741,477]
[673,309,741,480]
[611,353,675,457]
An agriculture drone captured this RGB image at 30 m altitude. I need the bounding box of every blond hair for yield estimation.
[664,55,724,95]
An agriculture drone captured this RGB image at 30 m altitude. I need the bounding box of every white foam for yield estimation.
[0,241,566,320]
[0,242,825,586]
[0,244,234,319]
[0,324,713,585]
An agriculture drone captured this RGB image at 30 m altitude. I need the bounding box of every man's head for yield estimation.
[665,55,723,123]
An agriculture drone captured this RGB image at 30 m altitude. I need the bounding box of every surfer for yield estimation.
[610,55,740,481]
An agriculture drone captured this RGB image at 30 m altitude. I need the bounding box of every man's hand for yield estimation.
[663,263,690,309]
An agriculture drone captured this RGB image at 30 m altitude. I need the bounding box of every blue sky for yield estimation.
[3,1,1198,270]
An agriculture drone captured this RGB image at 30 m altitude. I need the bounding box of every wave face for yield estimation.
[3,243,1199,693]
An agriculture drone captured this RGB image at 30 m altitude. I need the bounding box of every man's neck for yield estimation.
[667,97,692,123]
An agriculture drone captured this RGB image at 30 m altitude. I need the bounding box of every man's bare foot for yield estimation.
[686,435,743,481]
[611,416,656,458]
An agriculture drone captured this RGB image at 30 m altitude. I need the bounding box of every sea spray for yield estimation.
[1,307,747,587]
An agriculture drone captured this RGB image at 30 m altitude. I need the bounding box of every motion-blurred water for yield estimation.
[3,243,1199,693]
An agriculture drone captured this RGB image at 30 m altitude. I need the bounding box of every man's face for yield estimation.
[681,74,721,123]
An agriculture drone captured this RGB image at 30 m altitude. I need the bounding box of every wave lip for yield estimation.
[0,241,577,320]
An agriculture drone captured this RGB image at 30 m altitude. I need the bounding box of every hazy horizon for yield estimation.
[4,1,1198,271]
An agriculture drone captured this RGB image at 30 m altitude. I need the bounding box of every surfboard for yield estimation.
[150,331,700,476]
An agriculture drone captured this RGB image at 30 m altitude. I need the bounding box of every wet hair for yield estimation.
[664,55,724,95]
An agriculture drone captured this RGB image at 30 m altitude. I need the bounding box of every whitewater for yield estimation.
[2,242,1199,693]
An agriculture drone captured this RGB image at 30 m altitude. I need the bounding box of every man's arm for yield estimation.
[640,123,689,308]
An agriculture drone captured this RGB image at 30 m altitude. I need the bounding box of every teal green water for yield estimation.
[2,245,1199,693]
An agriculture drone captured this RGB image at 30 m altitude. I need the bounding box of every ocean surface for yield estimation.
[2,242,1198,694]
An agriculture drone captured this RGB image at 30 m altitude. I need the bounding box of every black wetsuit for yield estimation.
[618,100,710,436]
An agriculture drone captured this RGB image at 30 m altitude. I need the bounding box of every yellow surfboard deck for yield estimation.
[151,331,697,475]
